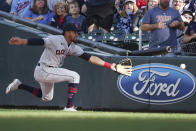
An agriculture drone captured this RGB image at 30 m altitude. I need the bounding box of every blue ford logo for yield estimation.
[117,63,196,105]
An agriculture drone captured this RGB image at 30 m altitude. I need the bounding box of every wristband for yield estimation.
[104,62,112,69]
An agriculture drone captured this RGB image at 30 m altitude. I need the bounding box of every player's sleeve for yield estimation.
[27,38,44,45]
[79,52,92,61]
[70,44,84,56]
[42,35,56,48]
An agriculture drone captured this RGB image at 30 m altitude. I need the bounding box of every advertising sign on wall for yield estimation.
[117,63,196,105]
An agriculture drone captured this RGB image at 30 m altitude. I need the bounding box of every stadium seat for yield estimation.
[82,29,104,42]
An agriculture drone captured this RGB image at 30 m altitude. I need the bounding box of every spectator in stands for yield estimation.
[116,0,138,33]
[181,10,193,26]
[172,0,185,14]
[175,10,193,52]
[113,0,125,29]
[172,0,192,25]
[71,0,86,13]
[85,0,115,33]
[115,0,125,15]
[0,0,11,12]
[176,10,194,51]
[50,1,68,29]
[176,10,193,41]
[141,0,184,54]
[47,0,67,11]
[23,0,53,25]
[47,0,83,12]
[65,1,87,33]
[184,15,196,43]
[148,0,159,9]
[10,0,33,17]
[133,0,159,31]
[66,0,85,12]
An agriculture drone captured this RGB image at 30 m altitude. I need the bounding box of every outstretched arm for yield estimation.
[9,37,44,46]
[79,53,132,76]
[79,53,116,71]
[89,56,132,76]
[88,55,116,72]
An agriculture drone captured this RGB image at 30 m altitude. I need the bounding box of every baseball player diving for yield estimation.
[5,24,132,111]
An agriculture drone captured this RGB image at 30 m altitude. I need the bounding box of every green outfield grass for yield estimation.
[0,109,196,131]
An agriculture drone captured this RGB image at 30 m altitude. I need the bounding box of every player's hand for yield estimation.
[111,58,132,76]
[111,63,117,72]
[156,22,166,29]
[9,37,27,45]
[169,20,180,28]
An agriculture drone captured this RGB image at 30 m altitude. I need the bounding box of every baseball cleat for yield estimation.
[5,79,22,94]
[63,106,77,112]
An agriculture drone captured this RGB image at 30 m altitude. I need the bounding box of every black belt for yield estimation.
[37,63,56,68]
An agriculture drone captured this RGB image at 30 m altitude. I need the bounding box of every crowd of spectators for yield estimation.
[1,0,196,52]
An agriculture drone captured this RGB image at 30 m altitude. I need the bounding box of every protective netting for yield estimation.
[181,42,196,56]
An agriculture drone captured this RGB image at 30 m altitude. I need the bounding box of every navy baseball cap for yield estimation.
[62,24,79,32]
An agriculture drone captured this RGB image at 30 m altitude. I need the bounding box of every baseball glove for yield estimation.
[115,58,132,76]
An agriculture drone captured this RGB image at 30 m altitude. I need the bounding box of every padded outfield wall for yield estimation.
[1,19,196,112]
